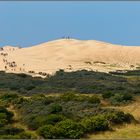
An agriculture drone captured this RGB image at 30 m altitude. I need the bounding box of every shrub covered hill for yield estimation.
[0,69,140,95]
[0,70,140,139]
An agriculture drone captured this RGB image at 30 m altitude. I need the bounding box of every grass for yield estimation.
[109,64,117,67]
[7,104,38,138]
[88,124,140,139]
[87,96,140,139]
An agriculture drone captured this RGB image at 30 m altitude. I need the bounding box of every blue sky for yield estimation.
[0,2,140,47]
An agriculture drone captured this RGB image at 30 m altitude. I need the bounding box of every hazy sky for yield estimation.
[0,1,140,47]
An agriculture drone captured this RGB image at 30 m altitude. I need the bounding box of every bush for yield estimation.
[38,119,84,139]
[60,92,77,101]
[49,103,62,114]
[88,96,101,104]
[81,118,93,132]
[46,114,64,125]
[0,113,7,127]
[43,97,53,105]
[75,95,88,102]
[102,92,114,99]
[0,93,19,102]
[81,115,109,133]
[123,93,133,101]
[37,124,59,139]
[0,125,24,135]
[26,115,46,130]
[14,97,29,105]
[31,94,46,100]
[0,106,14,122]
[26,114,64,130]
[109,93,133,105]
[19,132,32,139]
[106,111,134,124]
[24,85,35,91]
[110,94,124,104]
[0,106,14,128]
[56,119,84,139]
[0,120,7,128]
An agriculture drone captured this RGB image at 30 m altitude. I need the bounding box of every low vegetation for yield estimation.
[0,105,32,139]
[0,70,140,95]
[102,92,133,105]
[0,70,139,138]
[0,92,137,139]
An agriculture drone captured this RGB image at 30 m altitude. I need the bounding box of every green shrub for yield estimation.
[124,113,135,123]
[60,92,77,101]
[81,115,109,133]
[110,94,124,104]
[0,106,14,128]
[56,119,84,139]
[75,95,88,102]
[37,124,59,139]
[0,93,19,102]
[0,125,24,135]
[0,106,14,122]
[19,132,32,139]
[81,118,93,132]
[106,111,134,124]
[31,94,46,100]
[0,113,7,127]
[109,93,133,105]
[38,119,84,139]
[43,97,53,105]
[0,120,7,128]
[14,97,29,105]
[24,85,35,91]
[26,114,64,130]
[0,113,7,120]
[49,103,62,114]
[88,95,101,104]
[26,115,46,130]
[102,92,114,99]
[123,93,133,101]
[31,94,53,105]
[46,114,64,125]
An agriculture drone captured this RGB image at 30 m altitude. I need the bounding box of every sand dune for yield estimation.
[0,39,140,77]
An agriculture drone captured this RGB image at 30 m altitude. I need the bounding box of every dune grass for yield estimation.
[7,105,38,138]
[88,96,140,139]
[88,124,140,139]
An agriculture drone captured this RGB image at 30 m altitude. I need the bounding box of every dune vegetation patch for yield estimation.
[0,92,138,139]
[0,70,140,138]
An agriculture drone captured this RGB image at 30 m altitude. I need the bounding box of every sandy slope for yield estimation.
[0,39,140,76]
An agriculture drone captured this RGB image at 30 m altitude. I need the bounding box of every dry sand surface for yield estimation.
[0,39,140,77]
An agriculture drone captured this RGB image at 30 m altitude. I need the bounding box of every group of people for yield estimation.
[62,36,71,39]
